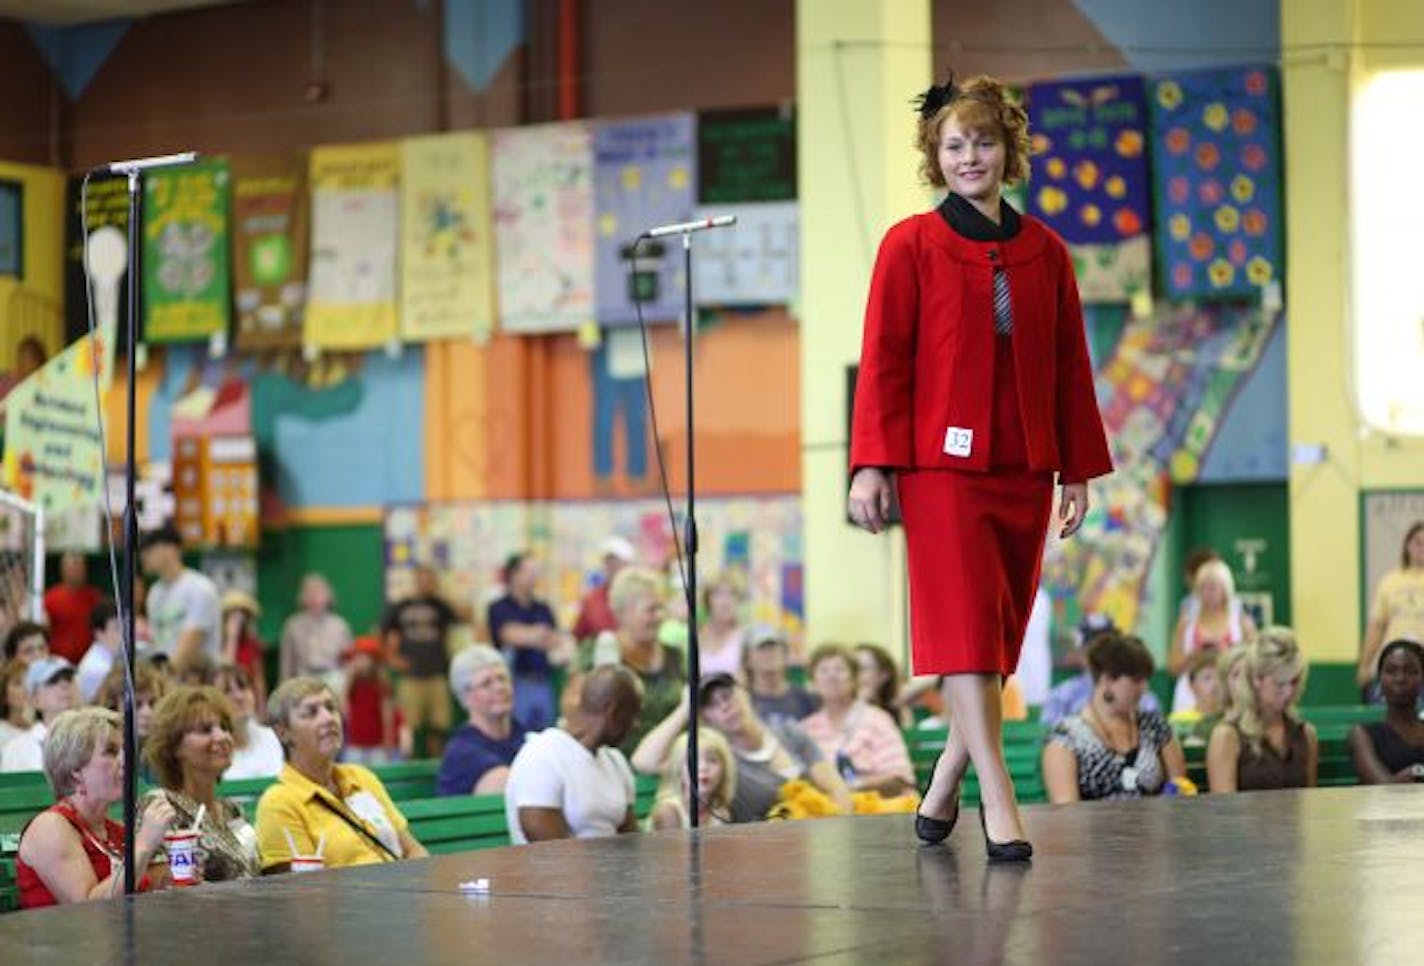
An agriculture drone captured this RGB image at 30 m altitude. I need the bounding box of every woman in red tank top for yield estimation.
[17,707,177,908]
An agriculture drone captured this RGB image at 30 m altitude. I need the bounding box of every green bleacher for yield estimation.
[0,760,659,913]
[0,706,1385,914]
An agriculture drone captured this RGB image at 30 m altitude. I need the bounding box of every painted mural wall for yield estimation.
[0,0,1291,647]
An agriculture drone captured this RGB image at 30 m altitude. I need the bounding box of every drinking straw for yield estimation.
[191,804,206,833]
[315,833,326,858]
[283,827,299,857]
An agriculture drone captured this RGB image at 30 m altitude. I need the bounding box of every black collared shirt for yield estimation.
[937,191,1021,242]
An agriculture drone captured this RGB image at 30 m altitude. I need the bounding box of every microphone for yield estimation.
[102,152,200,175]
[645,215,736,238]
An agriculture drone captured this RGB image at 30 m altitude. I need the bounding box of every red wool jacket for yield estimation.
[850,211,1113,482]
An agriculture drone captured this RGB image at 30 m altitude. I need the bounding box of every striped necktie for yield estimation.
[993,267,1014,335]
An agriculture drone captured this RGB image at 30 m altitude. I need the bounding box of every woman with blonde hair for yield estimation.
[698,571,748,678]
[647,727,738,830]
[1207,628,1317,793]
[16,708,177,907]
[847,72,1111,860]
[141,686,260,881]
[1168,559,1255,713]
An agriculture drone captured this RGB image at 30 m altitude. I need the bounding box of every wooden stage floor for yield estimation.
[1,785,1420,965]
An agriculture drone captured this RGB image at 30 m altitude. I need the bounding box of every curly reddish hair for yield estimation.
[916,75,1031,188]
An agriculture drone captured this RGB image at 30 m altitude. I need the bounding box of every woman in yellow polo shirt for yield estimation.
[1359,522,1424,700]
[256,677,427,872]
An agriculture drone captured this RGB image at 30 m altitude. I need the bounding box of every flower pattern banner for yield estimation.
[491,122,594,335]
[305,142,401,350]
[594,113,696,327]
[143,160,232,343]
[1149,66,1283,300]
[1028,74,1151,303]
[400,132,496,342]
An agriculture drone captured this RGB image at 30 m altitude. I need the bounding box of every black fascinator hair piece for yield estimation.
[914,73,959,119]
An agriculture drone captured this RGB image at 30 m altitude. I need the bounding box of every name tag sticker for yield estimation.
[943,426,973,458]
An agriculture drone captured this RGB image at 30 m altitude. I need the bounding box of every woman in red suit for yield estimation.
[848,75,1112,860]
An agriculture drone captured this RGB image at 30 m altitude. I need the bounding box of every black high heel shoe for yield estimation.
[914,789,960,847]
[979,807,1033,863]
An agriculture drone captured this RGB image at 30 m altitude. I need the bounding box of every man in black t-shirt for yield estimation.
[383,566,465,756]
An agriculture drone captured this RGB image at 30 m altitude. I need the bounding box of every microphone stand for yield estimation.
[679,230,701,829]
[121,169,142,895]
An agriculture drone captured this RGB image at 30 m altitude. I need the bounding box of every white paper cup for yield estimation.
[290,855,325,874]
[165,831,200,886]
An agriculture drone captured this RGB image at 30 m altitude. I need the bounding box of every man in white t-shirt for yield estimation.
[505,665,644,844]
[141,525,221,668]
[1,657,78,772]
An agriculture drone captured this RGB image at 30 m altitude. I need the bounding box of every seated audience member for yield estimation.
[698,672,852,822]
[1,658,31,755]
[3,620,50,667]
[504,666,643,844]
[1040,614,1161,727]
[1349,640,1424,784]
[220,591,268,718]
[800,644,914,795]
[648,728,737,830]
[216,663,285,781]
[744,626,817,724]
[438,644,528,796]
[1043,634,1187,803]
[855,643,910,727]
[1168,559,1255,713]
[1168,651,1226,742]
[342,635,397,766]
[76,602,123,703]
[576,566,685,754]
[1207,628,1317,793]
[698,571,748,678]
[256,677,428,872]
[141,686,260,881]
[99,661,168,782]
[17,707,177,908]
[488,552,567,732]
[279,573,352,695]
[2,657,78,772]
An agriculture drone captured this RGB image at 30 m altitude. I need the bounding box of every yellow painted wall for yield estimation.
[797,0,931,655]
[1285,0,1424,662]
[0,160,65,368]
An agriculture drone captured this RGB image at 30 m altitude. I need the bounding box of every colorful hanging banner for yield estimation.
[1028,74,1151,303]
[594,113,696,327]
[142,159,232,343]
[491,121,594,335]
[692,201,798,307]
[399,131,496,342]
[305,142,400,350]
[64,173,130,345]
[697,106,796,204]
[1149,66,1284,300]
[2,320,115,513]
[230,154,309,351]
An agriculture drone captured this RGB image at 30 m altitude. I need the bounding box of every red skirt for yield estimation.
[897,336,1054,676]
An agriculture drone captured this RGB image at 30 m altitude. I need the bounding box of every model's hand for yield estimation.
[1059,482,1089,538]
[848,468,894,534]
